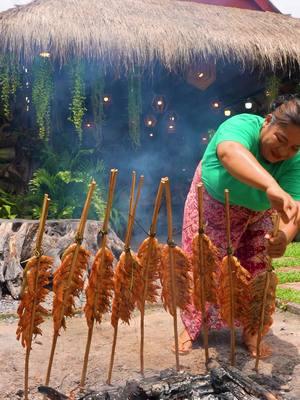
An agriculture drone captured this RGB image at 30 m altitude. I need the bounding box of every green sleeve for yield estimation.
[214,114,261,150]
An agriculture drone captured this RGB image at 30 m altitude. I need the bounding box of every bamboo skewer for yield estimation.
[107,172,144,384]
[23,194,50,400]
[139,180,164,375]
[80,170,118,388]
[254,214,280,371]
[197,184,209,367]
[163,177,180,371]
[45,181,96,388]
[224,189,236,366]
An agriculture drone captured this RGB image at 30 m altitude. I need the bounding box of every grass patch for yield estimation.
[277,271,300,284]
[273,258,300,269]
[272,243,300,269]
[284,242,300,257]
[276,287,300,304]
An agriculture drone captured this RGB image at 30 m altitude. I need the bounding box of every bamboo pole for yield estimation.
[254,214,280,371]
[140,180,164,375]
[197,183,209,367]
[45,181,96,388]
[80,170,118,388]
[224,189,236,366]
[24,194,50,400]
[107,173,144,384]
[163,177,180,371]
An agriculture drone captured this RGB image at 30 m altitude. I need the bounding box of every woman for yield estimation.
[179,96,300,357]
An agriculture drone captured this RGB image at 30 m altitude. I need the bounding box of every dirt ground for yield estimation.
[1,305,300,400]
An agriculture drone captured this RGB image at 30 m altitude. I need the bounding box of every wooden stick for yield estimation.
[255,214,280,371]
[24,194,50,400]
[163,177,180,371]
[140,180,164,375]
[45,181,96,388]
[107,173,144,384]
[124,171,136,247]
[224,189,235,366]
[197,184,209,367]
[126,175,144,248]
[80,170,118,388]
[107,324,118,385]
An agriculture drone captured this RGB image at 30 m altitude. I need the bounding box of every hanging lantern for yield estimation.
[152,95,167,113]
[224,108,232,117]
[144,114,157,128]
[186,62,216,91]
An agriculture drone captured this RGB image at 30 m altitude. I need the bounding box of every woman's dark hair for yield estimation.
[271,94,300,127]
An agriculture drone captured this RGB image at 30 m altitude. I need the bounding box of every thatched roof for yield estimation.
[0,0,300,70]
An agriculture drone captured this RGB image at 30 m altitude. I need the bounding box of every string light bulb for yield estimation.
[103,95,112,105]
[245,99,253,110]
[152,95,167,113]
[39,51,50,58]
[144,115,157,128]
[168,112,178,122]
[211,100,221,110]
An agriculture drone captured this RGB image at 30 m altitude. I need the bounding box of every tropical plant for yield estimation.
[24,146,106,219]
[0,188,17,219]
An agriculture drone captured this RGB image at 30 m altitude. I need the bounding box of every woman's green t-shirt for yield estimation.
[201,113,300,211]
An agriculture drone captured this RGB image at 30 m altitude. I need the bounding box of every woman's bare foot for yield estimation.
[172,328,193,355]
[242,331,272,358]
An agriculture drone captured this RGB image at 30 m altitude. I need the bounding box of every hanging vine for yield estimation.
[32,57,54,140]
[91,65,105,144]
[265,75,280,110]
[68,61,86,142]
[0,56,22,120]
[10,60,21,99]
[128,67,142,147]
[0,56,10,120]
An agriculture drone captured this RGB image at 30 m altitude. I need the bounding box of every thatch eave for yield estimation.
[0,0,300,71]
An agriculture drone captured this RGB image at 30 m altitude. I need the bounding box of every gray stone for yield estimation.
[0,219,124,299]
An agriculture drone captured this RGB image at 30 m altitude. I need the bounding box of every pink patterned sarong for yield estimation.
[181,162,273,340]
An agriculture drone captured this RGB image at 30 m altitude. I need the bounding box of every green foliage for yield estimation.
[32,58,54,139]
[68,62,87,141]
[0,56,21,120]
[24,148,106,220]
[0,188,17,219]
[128,68,142,147]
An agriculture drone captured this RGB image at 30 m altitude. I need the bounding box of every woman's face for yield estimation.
[260,114,300,163]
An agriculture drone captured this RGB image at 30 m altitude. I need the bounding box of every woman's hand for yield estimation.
[266,184,300,225]
[265,230,287,258]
